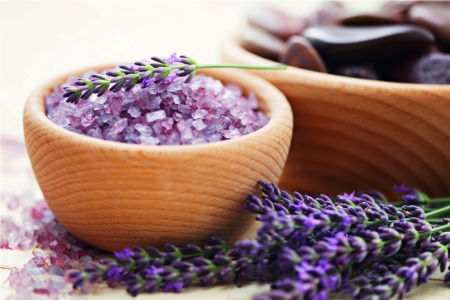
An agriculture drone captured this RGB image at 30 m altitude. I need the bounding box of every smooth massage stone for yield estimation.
[391,53,450,84]
[306,1,348,27]
[333,65,379,80]
[341,13,402,26]
[407,3,450,51]
[303,25,435,63]
[247,6,307,40]
[379,1,417,22]
[239,26,285,61]
[279,36,326,72]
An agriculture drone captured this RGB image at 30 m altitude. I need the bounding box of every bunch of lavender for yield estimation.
[68,181,450,299]
[62,53,286,104]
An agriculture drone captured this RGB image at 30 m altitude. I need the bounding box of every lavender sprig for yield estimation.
[62,53,287,104]
[68,181,450,299]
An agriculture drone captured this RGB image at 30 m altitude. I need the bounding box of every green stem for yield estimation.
[391,197,450,207]
[430,223,450,233]
[424,205,450,218]
[180,245,237,260]
[427,218,444,223]
[198,64,287,70]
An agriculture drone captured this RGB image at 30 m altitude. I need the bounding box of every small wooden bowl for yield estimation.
[23,67,293,252]
[220,35,450,200]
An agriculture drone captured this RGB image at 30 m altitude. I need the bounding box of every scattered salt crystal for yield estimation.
[48,275,66,289]
[48,265,64,276]
[46,75,269,146]
[79,255,92,263]
[146,110,166,123]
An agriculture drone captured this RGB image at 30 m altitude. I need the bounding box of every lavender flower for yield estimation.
[62,54,286,104]
[68,180,450,300]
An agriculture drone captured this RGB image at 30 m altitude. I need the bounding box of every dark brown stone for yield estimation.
[390,53,450,84]
[407,3,450,51]
[341,13,402,26]
[303,25,435,63]
[306,1,348,27]
[279,36,327,72]
[333,65,379,80]
[379,1,417,22]
[247,6,307,40]
[239,26,285,61]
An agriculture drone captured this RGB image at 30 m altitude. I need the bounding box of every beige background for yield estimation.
[1,1,449,299]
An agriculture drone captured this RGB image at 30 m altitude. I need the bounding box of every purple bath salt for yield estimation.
[45,74,269,145]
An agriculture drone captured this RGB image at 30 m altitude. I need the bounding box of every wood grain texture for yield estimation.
[220,35,450,200]
[23,68,293,252]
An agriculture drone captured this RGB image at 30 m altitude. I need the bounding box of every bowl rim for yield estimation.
[24,65,292,153]
[223,32,450,90]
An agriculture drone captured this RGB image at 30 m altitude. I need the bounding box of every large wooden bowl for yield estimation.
[23,67,293,252]
[221,35,450,200]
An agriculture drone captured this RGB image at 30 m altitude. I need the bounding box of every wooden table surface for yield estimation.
[1,1,449,299]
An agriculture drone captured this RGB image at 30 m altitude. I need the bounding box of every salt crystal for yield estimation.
[140,136,159,145]
[181,126,193,140]
[148,85,157,95]
[108,96,123,115]
[207,133,221,142]
[134,124,153,136]
[147,96,162,109]
[79,255,92,263]
[156,83,167,93]
[68,116,81,127]
[110,118,128,134]
[152,120,163,135]
[192,109,208,119]
[192,119,206,130]
[173,112,182,122]
[46,74,269,146]
[244,126,254,134]
[105,133,123,142]
[176,119,187,131]
[127,106,141,118]
[173,94,180,104]
[161,118,174,130]
[146,110,166,123]
[48,265,64,276]
[178,104,194,115]
[247,91,258,110]
[48,275,66,289]
[224,128,241,139]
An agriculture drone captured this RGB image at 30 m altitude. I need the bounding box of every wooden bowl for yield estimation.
[23,67,293,252]
[220,35,450,200]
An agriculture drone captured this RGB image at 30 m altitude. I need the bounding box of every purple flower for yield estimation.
[114,247,134,260]
[163,53,182,65]
[163,281,183,293]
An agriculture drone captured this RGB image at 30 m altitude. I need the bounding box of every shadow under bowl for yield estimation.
[23,67,293,252]
[220,35,450,200]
